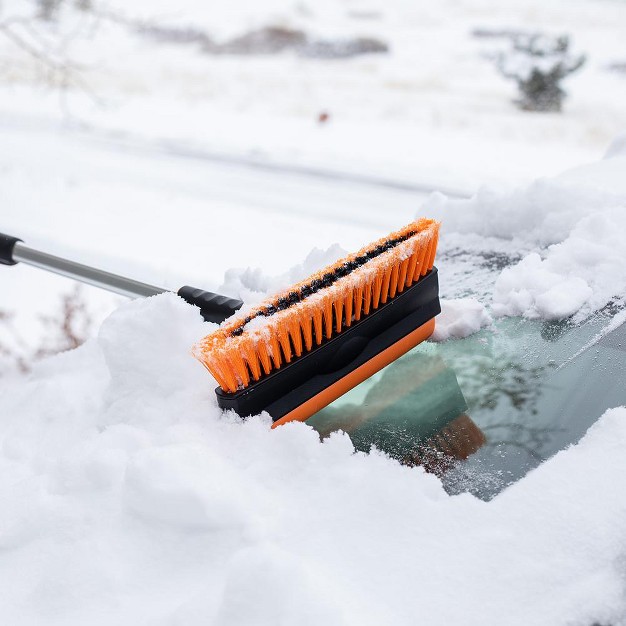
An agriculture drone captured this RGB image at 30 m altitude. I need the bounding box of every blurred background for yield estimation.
[1,0,625,371]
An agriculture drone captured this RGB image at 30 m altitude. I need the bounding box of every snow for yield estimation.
[0,292,625,625]
[2,0,626,622]
[3,0,626,191]
[0,121,414,358]
[425,154,626,321]
[2,0,626,340]
[496,32,585,85]
[432,298,492,341]
[493,254,594,320]
[220,244,349,305]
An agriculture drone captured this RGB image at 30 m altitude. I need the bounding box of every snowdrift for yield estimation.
[1,292,626,625]
[424,152,626,322]
[2,107,626,624]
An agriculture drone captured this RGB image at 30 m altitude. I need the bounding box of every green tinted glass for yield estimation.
[309,313,626,499]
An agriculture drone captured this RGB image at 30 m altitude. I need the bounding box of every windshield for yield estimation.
[309,311,626,499]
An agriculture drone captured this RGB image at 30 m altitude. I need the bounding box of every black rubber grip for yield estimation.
[0,232,22,266]
[177,285,243,324]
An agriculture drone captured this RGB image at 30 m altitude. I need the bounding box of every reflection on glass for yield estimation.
[308,353,485,477]
[310,311,626,500]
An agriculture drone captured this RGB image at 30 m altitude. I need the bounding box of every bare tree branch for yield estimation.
[0,12,102,105]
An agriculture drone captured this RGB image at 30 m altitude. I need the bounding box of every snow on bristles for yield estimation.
[193,219,440,392]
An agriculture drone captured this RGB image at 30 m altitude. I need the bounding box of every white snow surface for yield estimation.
[1,0,626,341]
[2,2,626,620]
[0,292,625,626]
[2,0,626,190]
[424,154,626,321]
[220,244,349,306]
[432,298,492,341]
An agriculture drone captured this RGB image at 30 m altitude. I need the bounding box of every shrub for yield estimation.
[497,33,586,112]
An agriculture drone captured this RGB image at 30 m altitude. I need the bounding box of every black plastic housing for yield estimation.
[0,232,21,266]
[178,286,243,323]
[216,268,440,421]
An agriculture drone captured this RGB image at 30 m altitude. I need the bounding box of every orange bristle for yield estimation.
[372,271,383,309]
[269,334,282,369]
[277,326,292,363]
[300,312,313,351]
[323,296,334,339]
[363,282,372,315]
[406,252,418,288]
[193,218,440,394]
[289,317,303,357]
[397,258,409,293]
[343,292,353,328]
[313,308,323,345]
[353,285,363,321]
[256,340,273,375]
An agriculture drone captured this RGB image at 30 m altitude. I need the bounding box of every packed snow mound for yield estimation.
[424,154,626,321]
[432,298,492,341]
[219,243,348,304]
[1,292,626,625]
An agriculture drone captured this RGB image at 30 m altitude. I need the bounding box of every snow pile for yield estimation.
[432,298,492,341]
[219,244,348,304]
[0,293,625,625]
[425,153,626,321]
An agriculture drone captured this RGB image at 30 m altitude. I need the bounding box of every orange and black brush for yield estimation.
[1,218,440,426]
[193,218,440,426]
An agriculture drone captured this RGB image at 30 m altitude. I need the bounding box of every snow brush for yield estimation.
[193,218,440,426]
[0,219,440,426]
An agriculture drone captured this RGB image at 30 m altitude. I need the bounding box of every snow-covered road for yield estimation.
[1,118,437,346]
[2,118,435,282]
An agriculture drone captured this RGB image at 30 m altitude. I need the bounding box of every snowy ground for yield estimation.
[0,116,432,356]
[3,0,626,188]
[2,294,626,626]
[2,0,626,624]
[2,0,626,344]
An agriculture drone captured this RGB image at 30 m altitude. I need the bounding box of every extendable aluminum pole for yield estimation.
[1,232,242,323]
[11,241,167,299]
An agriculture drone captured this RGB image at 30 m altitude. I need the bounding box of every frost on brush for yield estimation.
[496,34,586,112]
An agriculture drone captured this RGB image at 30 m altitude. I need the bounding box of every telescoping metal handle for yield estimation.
[0,232,243,324]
